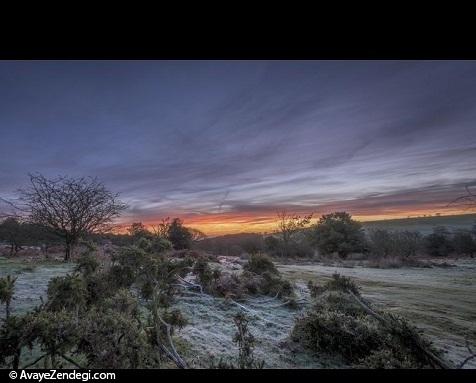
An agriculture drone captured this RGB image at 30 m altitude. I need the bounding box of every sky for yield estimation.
[0,60,475,235]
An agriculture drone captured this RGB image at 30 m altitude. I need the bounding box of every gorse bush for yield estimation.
[0,244,192,369]
[293,274,446,368]
[243,253,278,275]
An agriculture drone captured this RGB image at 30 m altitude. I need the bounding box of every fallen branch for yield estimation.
[176,275,203,294]
[458,338,476,369]
[60,354,85,369]
[22,354,47,369]
[347,290,453,369]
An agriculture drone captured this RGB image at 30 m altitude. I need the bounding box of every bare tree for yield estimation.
[19,174,127,261]
[151,217,170,238]
[449,185,476,209]
[276,210,313,257]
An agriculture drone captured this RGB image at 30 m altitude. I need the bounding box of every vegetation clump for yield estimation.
[293,274,448,368]
[243,253,278,275]
[210,313,264,369]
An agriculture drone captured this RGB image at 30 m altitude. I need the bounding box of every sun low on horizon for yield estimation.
[1,60,475,235]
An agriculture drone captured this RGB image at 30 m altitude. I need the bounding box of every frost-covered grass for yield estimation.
[278,259,476,368]
[2,256,475,368]
[173,285,330,368]
[0,256,74,316]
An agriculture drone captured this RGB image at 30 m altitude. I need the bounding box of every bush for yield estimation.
[75,253,100,276]
[312,212,367,258]
[243,253,278,275]
[292,276,445,368]
[47,275,87,312]
[308,273,360,297]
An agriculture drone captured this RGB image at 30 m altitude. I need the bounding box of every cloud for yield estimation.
[1,61,476,233]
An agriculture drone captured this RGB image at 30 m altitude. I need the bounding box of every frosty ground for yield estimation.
[1,256,475,368]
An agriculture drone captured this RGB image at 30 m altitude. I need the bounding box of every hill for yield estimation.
[362,214,476,234]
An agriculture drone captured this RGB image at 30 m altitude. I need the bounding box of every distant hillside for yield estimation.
[362,214,476,234]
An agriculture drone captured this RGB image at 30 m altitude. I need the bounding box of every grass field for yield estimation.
[363,213,476,235]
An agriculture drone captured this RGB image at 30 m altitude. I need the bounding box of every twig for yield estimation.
[22,354,47,369]
[60,354,85,369]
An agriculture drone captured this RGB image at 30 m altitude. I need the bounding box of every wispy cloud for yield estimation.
[0,61,475,234]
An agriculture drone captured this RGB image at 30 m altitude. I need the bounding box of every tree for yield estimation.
[0,218,26,256]
[395,230,422,258]
[151,218,170,239]
[167,218,192,250]
[312,212,366,258]
[449,185,476,210]
[368,229,395,258]
[275,210,313,257]
[452,230,476,258]
[19,174,127,261]
[127,222,152,240]
[425,226,453,257]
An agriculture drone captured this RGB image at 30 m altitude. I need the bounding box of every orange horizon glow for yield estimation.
[113,206,475,237]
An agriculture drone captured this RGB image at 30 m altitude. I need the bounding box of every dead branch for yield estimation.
[347,290,453,369]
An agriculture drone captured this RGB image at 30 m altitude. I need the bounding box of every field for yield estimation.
[363,214,476,235]
[2,255,475,368]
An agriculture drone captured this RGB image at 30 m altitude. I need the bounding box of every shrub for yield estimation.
[308,273,360,297]
[75,253,100,276]
[293,276,445,368]
[243,253,278,275]
[47,275,87,312]
[0,275,16,318]
[210,313,264,369]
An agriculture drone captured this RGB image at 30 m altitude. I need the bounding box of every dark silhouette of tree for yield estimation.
[0,218,26,256]
[312,212,366,258]
[449,185,476,209]
[167,218,192,250]
[276,210,313,257]
[19,174,127,261]
[425,226,453,257]
[127,222,152,240]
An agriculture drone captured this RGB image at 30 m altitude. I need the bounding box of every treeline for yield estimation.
[194,212,476,260]
[0,217,205,257]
